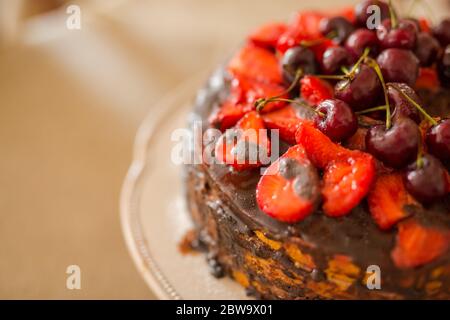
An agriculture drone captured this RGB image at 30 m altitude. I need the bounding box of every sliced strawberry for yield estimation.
[261,104,315,144]
[276,11,326,54]
[322,151,376,217]
[215,111,270,171]
[228,45,282,84]
[295,122,350,168]
[418,18,431,33]
[256,145,320,223]
[392,219,450,269]
[368,173,417,230]
[209,100,248,131]
[335,7,356,24]
[415,67,440,91]
[249,22,288,49]
[237,76,288,113]
[300,75,334,106]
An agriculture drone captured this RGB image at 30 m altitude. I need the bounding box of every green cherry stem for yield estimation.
[349,47,371,75]
[355,105,388,115]
[257,97,325,117]
[388,0,398,29]
[388,83,438,126]
[365,57,391,129]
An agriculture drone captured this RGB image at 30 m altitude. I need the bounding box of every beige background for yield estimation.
[0,0,447,299]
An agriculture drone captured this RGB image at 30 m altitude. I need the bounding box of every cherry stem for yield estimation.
[388,83,438,126]
[300,39,326,47]
[365,57,391,129]
[341,66,350,75]
[416,139,425,168]
[257,97,325,117]
[256,68,303,112]
[316,74,347,80]
[355,105,388,115]
[388,0,398,29]
[349,47,370,75]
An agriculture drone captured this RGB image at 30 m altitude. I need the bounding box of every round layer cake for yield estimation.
[184,1,450,299]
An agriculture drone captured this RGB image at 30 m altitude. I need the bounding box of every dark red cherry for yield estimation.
[376,19,417,50]
[321,46,352,74]
[335,64,382,111]
[427,119,450,163]
[404,154,449,203]
[433,18,450,46]
[377,48,419,86]
[320,17,355,45]
[281,46,318,84]
[438,45,450,88]
[414,32,440,67]
[387,83,421,124]
[366,117,420,169]
[355,0,390,28]
[345,29,379,60]
[314,99,358,142]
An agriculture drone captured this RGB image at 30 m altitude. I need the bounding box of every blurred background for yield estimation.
[0,0,448,299]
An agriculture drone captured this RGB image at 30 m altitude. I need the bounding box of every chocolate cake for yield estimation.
[184,1,450,299]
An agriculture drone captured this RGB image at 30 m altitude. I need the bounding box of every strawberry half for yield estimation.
[415,67,440,92]
[392,219,450,269]
[276,11,326,54]
[295,122,350,168]
[215,111,270,171]
[322,151,376,217]
[256,145,320,223]
[249,22,288,49]
[261,103,316,144]
[228,45,282,84]
[300,75,334,106]
[368,173,417,230]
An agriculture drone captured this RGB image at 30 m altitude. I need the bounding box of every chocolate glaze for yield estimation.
[187,66,450,284]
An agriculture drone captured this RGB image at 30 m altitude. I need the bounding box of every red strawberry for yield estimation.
[368,173,417,230]
[334,7,356,24]
[322,151,376,217]
[392,219,450,269]
[249,22,288,49]
[228,45,282,84]
[209,100,248,131]
[256,145,320,223]
[295,122,350,168]
[345,127,368,151]
[418,18,431,33]
[300,75,334,106]
[276,11,326,54]
[215,111,270,171]
[237,76,288,113]
[261,104,315,144]
[415,67,440,91]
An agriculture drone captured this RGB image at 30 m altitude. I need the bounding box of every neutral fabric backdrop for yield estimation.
[0,0,447,299]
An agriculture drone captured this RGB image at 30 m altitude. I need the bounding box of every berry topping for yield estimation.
[345,29,379,59]
[377,48,419,86]
[314,99,358,141]
[368,173,416,230]
[261,103,315,144]
[404,154,449,203]
[366,117,420,169]
[426,119,450,163]
[256,145,320,223]
[249,22,288,49]
[228,45,282,84]
[414,32,440,67]
[295,122,351,168]
[335,63,382,110]
[322,151,376,217]
[355,0,390,28]
[321,46,352,74]
[320,16,355,44]
[392,219,450,269]
[376,19,417,50]
[280,46,318,84]
[387,82,421,123]
[433,18,450,46]
[215,111,270,171]
[438,45,450,88]
[300,75,334,106]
